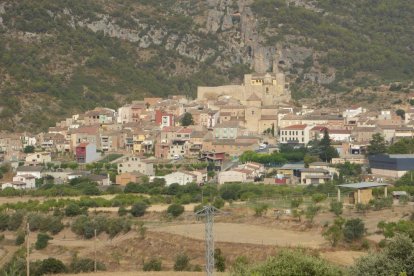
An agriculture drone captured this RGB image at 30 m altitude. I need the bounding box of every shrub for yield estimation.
[323,217,345,247]
[378,239,387,248]
[106,185,122,194]
[143,258,162,271]
[118,206,128,216]
[356,203,369,214]
[233,249,343,275]
[137,222,147,239]
[124,183,141,193]
[71,215,94,239]
[131,202,148,217]
[8,211,24,231]
[361,239,370,250]
[305,204,320,223]
[312,193,327,203]
[174,253,190,271]
[193,264,202,271]
[70,258,106,273]
[398,195,409,205]
[290,198,303,208]
[350,235,414,276]
[167,204,185,217]
[48,217,64,235]
[0,213,10,231]
[213,198,225,209]
[15,231,25,245]
[35,233,52,250]
[65,203,82,217]
[370,197,393,210]
[214,248,226,272]
[28,214,64,235]
[253,203,269,217]
[330,200,343,216]
[344,218,365,242]
[36,258,67,275]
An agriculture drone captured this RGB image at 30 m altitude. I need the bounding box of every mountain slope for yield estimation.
[0,0,413,131]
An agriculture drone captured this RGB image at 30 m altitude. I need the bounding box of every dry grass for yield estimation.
[60,272,228,276]
[320,251,367,266]
[150,222,325,248]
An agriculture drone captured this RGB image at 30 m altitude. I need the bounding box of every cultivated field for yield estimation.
[150,222,325,248]
[1,199,413,274]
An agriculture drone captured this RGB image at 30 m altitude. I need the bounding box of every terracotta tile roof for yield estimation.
[177,128,193,134]
[246,93,261,101]
[281,124,308,130]
[77,142,89,147]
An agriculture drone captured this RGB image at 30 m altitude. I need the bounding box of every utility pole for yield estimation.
[94,229,97,273]
[26,223,30,276]
[195,205,221,276]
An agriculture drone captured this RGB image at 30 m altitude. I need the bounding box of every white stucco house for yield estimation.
[16,166,43,179]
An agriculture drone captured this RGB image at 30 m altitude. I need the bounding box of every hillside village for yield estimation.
[1,72,414,190]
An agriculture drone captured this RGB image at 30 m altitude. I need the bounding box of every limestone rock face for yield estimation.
[68,0,312,77]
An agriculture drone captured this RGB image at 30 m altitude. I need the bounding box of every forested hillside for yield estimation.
[0,0,413,131]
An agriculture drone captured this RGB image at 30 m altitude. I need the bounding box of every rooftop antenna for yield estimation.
[195,205,222,276]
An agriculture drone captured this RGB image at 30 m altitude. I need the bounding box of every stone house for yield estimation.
[117,156,154,176]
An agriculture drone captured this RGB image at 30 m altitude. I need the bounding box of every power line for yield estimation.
[195,205,221,276]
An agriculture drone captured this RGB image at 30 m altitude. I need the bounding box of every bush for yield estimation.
[143,258,162,271]
[311,193,327,203]
[124,183,142,193]
[15,231,25,245]
[0,213,10,231]
[370,197,393,210]
[8,211,24,231]
[167,204,185,217]
[344,218,365,242]
[70,258,106,273]
[118,206,128,216]
[305,204,320,223]
[213,197,225,209]
[323,217,345,247]
[399,195,409,205]
[290,198,303,208]
[71,215,131,239]
[36,258,67,275]
[350,235,414,276]
[35,233,52,250]
[378,239,387,248]
[253,203,269,217]
[330,201,343,216]
[233,249,343,275]
[174,253,190,271]
[65,203,82,217]
[48,217,64,235]
[131,202,148,217]
[214,248,226,272]
[361,239,370,250]
[28,214,64,235]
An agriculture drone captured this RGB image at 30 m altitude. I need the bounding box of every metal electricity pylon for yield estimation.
[195,205,221,276]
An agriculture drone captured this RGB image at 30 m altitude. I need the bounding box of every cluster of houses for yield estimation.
[2,73,414,189]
